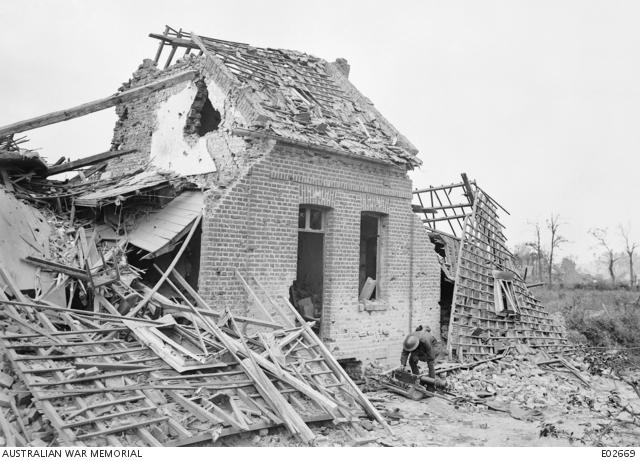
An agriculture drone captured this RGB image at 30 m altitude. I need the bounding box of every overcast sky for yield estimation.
[1,0,638,271]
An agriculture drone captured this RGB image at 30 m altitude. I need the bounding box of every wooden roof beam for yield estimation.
[461,172,475,206]
[422,213,470,224]
[0,70,197,138]
[46,149,137,177]
[413,181,471,194]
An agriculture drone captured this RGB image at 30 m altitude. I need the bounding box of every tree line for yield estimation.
[513,216,639,288]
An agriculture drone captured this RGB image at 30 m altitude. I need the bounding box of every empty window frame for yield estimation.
[359,213,384,300]
[298,206,324,232]
[492,270,521,315]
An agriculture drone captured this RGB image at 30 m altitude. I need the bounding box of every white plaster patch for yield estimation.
[149,82,217,176]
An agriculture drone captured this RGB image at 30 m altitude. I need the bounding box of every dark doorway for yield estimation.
[292,206,325,329]
[439,272,454,341]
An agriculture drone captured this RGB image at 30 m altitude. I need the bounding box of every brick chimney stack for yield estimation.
[333,58,350,79]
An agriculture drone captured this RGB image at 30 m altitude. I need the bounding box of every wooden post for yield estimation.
[0,71,196,137]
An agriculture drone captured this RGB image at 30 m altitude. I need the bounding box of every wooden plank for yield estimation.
[422,213,471,224]
[242,358,314,442]
[461,172,475,206]
[413,181,468,194]
[23,256,89,280]
[75,416,168,441]
[249,275,295,327]
[166,413,334,447]
[0,71,197,137]
[167,390,223,425]
[13,346,148,361]
[0,265,29,302]
[61,406,156,428]
[46,149,136,176]
[65,396,145,419]
[236,388,282,424]
[235,271,275,322]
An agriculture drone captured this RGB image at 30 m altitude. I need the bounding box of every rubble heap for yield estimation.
[441,346,640,445]
[0,156,387,447]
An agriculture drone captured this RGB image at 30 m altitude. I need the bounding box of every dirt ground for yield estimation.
[217,368,640,447]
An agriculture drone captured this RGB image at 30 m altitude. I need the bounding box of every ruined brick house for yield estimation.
[100,28,441,364]
[0,25,571,447]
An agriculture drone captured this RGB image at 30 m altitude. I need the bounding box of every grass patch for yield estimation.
[532,287,640,347]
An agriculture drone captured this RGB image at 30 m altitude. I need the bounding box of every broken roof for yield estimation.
[413,175,567,359]
[74,169,184,208]
[151,28,420,168]
[128,190,203,258]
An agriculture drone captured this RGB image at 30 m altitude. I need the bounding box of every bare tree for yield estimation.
[590,227,620,285]
[546,214,567,287]
[527,222,545,282]
[619,224,638,286]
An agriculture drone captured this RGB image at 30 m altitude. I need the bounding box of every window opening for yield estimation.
[359,213,381,300]
[492,270,521,316]
[298,206,324,232]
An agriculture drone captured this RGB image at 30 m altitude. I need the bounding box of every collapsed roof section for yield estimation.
[0,157,387,447]
[148,26,420,168]
[413,175,566,360]
[0,271,382,446]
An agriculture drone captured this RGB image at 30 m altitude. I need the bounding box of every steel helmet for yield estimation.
[403,334,419,352]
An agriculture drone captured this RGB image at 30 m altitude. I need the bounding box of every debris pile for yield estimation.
[0,156,388,447]
[440,346,640,445]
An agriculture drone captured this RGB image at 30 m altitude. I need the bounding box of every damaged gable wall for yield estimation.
[106,54,260,186]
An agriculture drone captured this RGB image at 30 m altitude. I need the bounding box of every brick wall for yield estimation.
[199,144,441,366]
[106,57,201,177]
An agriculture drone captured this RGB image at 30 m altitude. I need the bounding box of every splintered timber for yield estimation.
[1,450,142,458]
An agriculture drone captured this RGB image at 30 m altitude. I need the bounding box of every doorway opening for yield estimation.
[291,206,325,332]
[439,272,454,341]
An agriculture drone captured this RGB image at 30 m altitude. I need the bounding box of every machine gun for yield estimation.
[378,369,451,401]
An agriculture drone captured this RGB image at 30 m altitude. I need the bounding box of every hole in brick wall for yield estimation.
[185,80,221,136]
[197,98,221,135]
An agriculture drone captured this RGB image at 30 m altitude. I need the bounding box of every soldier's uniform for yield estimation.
[400,330,438,379]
